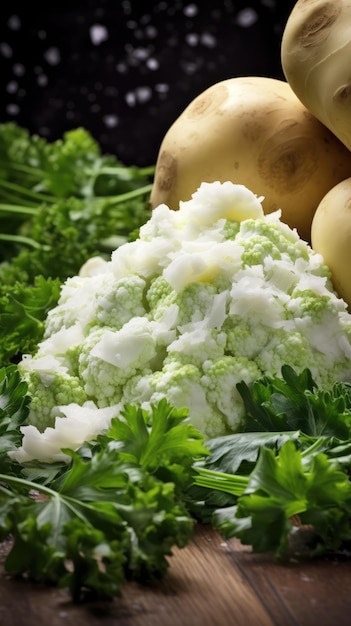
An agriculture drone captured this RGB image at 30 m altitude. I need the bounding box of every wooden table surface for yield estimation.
[1,523,350,626]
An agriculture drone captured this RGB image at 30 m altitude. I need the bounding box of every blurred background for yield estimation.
[0,0,296,167]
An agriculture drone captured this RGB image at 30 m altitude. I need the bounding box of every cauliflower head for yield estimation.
[12,181,351,463]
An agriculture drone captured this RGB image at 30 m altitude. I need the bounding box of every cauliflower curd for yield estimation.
[12,181,351,463]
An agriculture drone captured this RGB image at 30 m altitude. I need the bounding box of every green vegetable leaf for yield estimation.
[0,399,207,601]
[0,276,61,365]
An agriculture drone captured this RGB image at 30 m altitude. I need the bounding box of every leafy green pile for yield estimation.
[0,122,153,365]
[191,365,351,559]
[0,366,208,602]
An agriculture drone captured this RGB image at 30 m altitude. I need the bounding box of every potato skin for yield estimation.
[150,76,351,242]
[281,0,351,152]
[311,178,351,308]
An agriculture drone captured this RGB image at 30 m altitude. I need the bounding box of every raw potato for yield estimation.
[150,76,351,241]
[281,0,351,152]
[311,177,351,308]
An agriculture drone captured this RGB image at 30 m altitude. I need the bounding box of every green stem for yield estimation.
[0,179,56,204]
[0,233,49,250]
[0,473,95,525]
[0,203,37,216]
[90,165,155,178]
[99,183,153,205]
[301,436,326,458]
[194,467,249,496]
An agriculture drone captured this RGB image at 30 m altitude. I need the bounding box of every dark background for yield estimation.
[0,1,297,167]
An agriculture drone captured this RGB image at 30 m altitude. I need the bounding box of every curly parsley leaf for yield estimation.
[0,399,208,601]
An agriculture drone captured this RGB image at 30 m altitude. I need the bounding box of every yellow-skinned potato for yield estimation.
[281,0,351,152]
[150,76,351,242]
[311,177,351,309]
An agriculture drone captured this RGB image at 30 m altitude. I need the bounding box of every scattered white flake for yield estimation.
[102,114,119,128]
[7,15,21,30]
[6,80,18,94]
[135,86,152,103]
[125,91,136,106]
[183,3,198,17]
[236,7,258,27]
[89,24,108,45]
[0,42,13,58]
[6,103,19,115]
[44,46,61,65]
[145,24,158,38]
[116,61,128,73]
[12,62,25,76]
[37,74,48,87]
[186,33,199,46]
[146,57,159,70]
[201,32,217,48]
[155,82,169,93]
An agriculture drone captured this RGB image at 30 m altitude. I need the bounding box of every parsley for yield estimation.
[191,366,351,559]
[0,122,154,366]
[0,381,208,602]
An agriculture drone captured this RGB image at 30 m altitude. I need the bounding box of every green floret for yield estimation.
[223,316,271,359]
[240,234,282,266]
[176,282,218,326]
[77,321,161,407]
[201,355,262,433]
[239,218,310,263]
[95,275,147,328]
[148,361,225,437]
[20,367,87,431]
[288,288,342,322]
[146,276,176,320]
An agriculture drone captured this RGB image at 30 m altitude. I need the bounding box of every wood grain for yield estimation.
[1,524,351,626]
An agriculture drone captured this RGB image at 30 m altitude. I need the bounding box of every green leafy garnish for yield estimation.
[191,366,351,559]
[0,394,208,601]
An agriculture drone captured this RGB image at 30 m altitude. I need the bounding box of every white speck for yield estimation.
[0,42,13,58]
[103,114,119,128]
[183,3,198,17]
[90,24,108,45]
[146,57,159,70]
[135,86,152,103]
[125,91,136,106]
[132,46,150,61]
[183,60,198,75]
[145,25,157,38]
[6,80,18,94]
[6,103,20,115]
[155,83,169,94]
[37,74,48,87]
[116,61,127,73]
[186,33,198,46]
[236,8,258,28]
[44,47,61,65]
[7,15,21,30]
[12,62,25,76]
[300,573,314,583]
[201,32,217,48]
